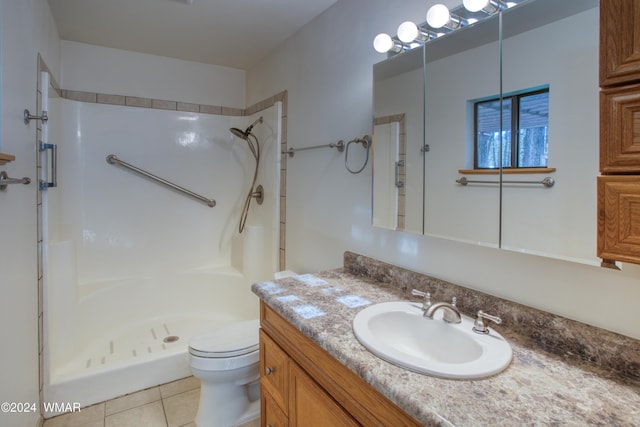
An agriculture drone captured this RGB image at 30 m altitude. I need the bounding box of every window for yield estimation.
[474,88,549,169]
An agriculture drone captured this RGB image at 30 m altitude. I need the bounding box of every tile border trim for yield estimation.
[59,88,249,116]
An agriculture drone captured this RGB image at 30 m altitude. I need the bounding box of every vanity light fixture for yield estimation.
[373,0,527,56]
[397,21,439,43]
[463,0,503,14]
[426,4,467,30]
[373,33,404,54]
[397,21,419,43]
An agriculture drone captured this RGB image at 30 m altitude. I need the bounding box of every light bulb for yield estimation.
[373,33,394,53]
[397,21,419,43]
[463,0,489,12]
[426,4,451,29]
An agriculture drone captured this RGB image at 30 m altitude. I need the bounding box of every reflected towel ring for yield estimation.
[345,135,371,174]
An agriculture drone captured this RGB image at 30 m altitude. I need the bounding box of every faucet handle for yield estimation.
[411,289,431,310]
[451,296,457,307]
[473,310,502,334]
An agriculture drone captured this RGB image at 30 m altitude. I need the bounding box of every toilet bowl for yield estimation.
[189,319,260,427]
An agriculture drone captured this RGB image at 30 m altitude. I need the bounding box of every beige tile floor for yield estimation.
[42,376,260,427]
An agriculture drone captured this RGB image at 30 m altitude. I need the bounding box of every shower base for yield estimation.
[45,313,236,417]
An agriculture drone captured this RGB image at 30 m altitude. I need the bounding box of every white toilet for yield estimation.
[189,319,261,427]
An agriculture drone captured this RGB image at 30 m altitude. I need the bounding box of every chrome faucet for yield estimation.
[411,289,432,311]
[424,297,462,324]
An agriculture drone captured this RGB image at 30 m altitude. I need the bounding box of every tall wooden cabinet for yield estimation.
[259,302,421,427]
[598,0,640,266]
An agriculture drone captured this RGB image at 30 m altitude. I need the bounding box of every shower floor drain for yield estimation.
[163,336,179,343]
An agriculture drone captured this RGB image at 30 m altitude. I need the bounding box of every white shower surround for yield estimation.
[43,99,280,414]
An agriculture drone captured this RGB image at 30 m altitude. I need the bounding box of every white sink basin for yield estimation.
[352,301,512,379]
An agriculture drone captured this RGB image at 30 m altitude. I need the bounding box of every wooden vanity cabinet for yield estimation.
[600,83,640,174]
[599,0,640,87]
[598,0,640,265]
[288,362,360,427]
[261,383,288,427]
[259,302,421,427]
[597,176,640,263]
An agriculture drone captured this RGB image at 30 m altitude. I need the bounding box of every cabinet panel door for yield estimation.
[288,362,360,427]
[600,0,640,87]
[600,84,640,173]
[598,176,640,263]
[260,329,289,414]
[262,387,289,427]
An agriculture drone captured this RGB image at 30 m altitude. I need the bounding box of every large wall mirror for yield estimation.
[372,0,600,265]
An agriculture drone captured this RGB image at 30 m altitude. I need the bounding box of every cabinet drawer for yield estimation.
[600,84,640,173]
[260,329,289,413]
[598,176,640,263]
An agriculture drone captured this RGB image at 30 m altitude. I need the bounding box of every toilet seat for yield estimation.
[189,319,259,359]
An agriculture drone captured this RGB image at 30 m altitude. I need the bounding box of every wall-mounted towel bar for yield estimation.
[0,171,31,191]
[456,176,555,188]
[106,155,216,207]
[283,140,344,158]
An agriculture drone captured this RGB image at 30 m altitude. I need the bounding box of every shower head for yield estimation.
[229,116,263,140]
[228,117,264,235]
[230,127,249,140]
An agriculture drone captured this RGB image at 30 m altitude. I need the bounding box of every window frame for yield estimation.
[473,87,550,170]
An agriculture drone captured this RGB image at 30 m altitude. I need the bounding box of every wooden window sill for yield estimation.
[0,153,16,165]
[458,167,556,175]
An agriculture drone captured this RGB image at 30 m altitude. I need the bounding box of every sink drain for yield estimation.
[163,335,179,343]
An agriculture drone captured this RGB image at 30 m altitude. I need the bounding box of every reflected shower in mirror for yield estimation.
[373,46,425,234]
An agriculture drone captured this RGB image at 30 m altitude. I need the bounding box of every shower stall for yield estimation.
[41,76,281,414]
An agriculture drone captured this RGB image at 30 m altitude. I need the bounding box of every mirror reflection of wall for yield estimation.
[500,0,599,264]
[373,47,424,234]
[424,16,501,247]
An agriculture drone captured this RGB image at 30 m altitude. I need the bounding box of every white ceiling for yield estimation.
[47,0,339,70]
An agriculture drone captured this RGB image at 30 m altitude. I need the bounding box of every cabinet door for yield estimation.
[600,84,640,173]
[288,362,360,427]
[262,387,288,427]
[598,176,640,263]
[600,0,640,87]
[260,329,289,413]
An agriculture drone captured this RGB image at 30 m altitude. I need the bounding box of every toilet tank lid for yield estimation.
[189,319,259,357]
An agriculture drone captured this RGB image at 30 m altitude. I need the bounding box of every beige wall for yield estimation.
[59,41,246,108]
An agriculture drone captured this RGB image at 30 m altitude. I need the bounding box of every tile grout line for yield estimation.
[159,395,170,427]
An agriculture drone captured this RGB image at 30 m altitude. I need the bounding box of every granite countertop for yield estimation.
[252,267,640,427]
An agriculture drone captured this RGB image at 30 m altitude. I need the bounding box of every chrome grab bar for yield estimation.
[0,171,31,191]
[39,142,58,190]
[395,160,405,188]
[456,176,555,188]
[283,140,344,158]
[106,154,216,207]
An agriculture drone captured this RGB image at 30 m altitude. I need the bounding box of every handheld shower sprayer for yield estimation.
[229,116,264,233]
[230,117,263,140]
